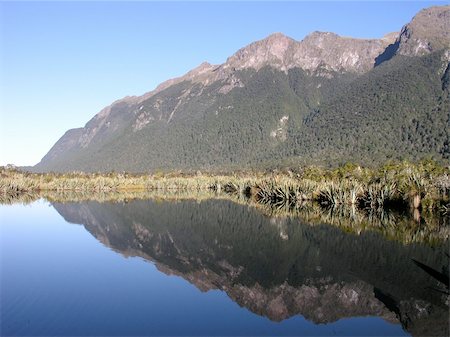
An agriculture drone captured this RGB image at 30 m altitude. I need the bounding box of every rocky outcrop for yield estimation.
[396,5,450,56]
[224,31,396,74]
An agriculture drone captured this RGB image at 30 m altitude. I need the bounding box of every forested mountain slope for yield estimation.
[34,5,450,172]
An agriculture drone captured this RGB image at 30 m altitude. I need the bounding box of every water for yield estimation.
[1,199,448,336]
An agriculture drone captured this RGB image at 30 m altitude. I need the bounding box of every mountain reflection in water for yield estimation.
[53,198,449,336]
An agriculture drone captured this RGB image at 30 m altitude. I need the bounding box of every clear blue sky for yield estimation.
[0,1,447,166]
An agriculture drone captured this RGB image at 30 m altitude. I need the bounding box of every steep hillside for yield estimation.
[34,5,450,172]
[297,50,450,165]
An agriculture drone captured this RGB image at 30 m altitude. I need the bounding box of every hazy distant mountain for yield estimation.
[35,5,450,172]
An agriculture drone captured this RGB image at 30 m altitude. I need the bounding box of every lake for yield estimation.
[1,198,448,336]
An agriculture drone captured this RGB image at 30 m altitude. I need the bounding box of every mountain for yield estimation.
[397,6,450,56]
[52,199,450,336]
[34,5,450,173]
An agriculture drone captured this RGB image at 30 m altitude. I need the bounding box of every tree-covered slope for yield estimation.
[294,51,450,165]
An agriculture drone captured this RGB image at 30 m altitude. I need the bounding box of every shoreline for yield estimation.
[1,162,449,245]
[2,161,449,213]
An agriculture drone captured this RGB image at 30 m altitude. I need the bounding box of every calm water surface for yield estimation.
[1,199,448,336]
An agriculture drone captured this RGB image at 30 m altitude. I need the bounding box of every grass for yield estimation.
[1,161,449,244]
[1,161,449,211]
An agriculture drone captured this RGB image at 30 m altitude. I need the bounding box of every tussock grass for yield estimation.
[1,161,449,229]
[1,161,448,245]
[1,161,449,212]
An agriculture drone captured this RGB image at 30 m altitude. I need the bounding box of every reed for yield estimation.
[1,165,448,245]
[361,182,397,209]
[1,161,449,214]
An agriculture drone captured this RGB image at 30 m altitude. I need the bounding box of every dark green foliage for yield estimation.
[298,51,450,165]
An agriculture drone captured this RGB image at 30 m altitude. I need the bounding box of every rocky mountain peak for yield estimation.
[397,5,450,56]
[224,32,297,71]
[302,31,340,44]
[265,32,292,42]
[185,61,215,78]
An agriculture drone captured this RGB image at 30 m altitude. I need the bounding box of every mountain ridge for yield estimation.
[35,5,450,172]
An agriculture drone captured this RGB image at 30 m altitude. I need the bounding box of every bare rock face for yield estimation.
[396,5,450,56]
[295,32,396,73]
[223,31,396,75]
[223,33,298,73]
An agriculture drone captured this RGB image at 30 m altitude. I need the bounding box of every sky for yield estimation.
[0,1,448,166]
